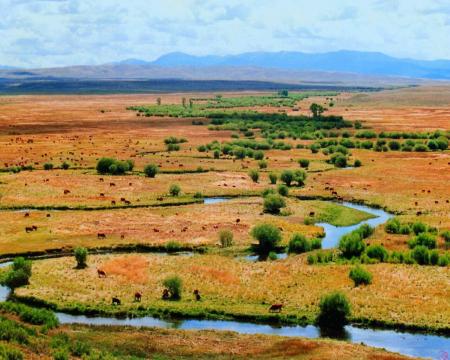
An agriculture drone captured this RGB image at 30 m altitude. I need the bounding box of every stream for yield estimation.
[0,199,448,358]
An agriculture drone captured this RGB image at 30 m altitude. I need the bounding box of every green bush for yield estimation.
[0,302,58,329]
[96,157,132,175]
[268,173,277,184]
[74,247,88,269]
[355,224,374,239]
[317,292,351,328]
[258,160,267,169]
[298,159,310,168]
[162,276,183,300]
[251,223,282,254]
[354,159,362,167]
[219,230,233,248]
[263,194,286,214]
[268,252,278,261]
[429,250,439,265]
[332,154,347,168]
[0,343,23,360]
[166,143,180,151]
[388,140,400,150]
[43,162,53,170]
[385,218,401,234]
[96,158,115,174]
[61,162,70,170]
[165,241,182,253]
[408,232,436,249]
[2,257,32,290]
[0,318,30,344]
[412,221,427,235]
[12,257,31,277]
[144,164,158,178]
[399,224,411,235]
[339,232,366,259]
[349,265,372,286]
[52,348,69,360]
[293,169,307,186]
[411,245,429,265]
[70,341,91,357]
[280,170,294,186]
[248,169,259,183]
[438,254,449,267]
[213,149,220,159]
[366,245,388,262]
[277,184,289,196]
[169,184,181,196]
[288,234,311,254]
[254,150,264,160]
[310,238,322,250]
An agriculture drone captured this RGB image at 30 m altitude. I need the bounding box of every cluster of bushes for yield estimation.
[338,224,374,258]
[0,342,23,359]
[96,158,134,175]
[280,169,307,187]
[5,165,34,173]
[0,302,58,329]
[144,163,159,178]
[288,233,321,254]
[51,333,92,360]
[1,257,32,290]
[0,317,30,345]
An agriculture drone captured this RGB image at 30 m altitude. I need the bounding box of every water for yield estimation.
[55,312,450,359]
[203,197,231,204]
[317,202,393,249]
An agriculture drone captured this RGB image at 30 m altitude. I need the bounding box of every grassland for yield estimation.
[15,253,450,332]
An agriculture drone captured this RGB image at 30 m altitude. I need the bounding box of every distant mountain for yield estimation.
[0,65,18,70]
[149,50,450,80]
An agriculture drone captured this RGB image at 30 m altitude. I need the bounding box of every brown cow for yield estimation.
[97,233,106,239]
[120,234,125,239]
[110,183,115,187]
[100,193,105,197]
[269,304,283,313]
[111,200,116,205]
[236,218,240,224]
[124,200,131,205]
[25,226,34,233]
[162,289,170,300]
[134,292,142,302]
[64,189,70,194]
[112,297,121,305]
[193,289,201,301]
[99,178,104,182]
[31,225,38,231]
[97,269,107,278]
[24,212,30,217]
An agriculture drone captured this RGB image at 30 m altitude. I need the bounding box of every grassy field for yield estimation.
[16,253,450,332]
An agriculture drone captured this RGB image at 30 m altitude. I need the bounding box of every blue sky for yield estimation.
[1,0,449,68]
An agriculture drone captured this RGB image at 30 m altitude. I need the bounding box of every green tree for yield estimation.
[74,247,88,269]
[309,103,326,118]
[317,291,351,328]
[251,223,282,254]
[263,194,286,214]
[162,276,182,300]
[144,164,158,178]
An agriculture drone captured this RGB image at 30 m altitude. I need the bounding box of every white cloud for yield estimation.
[0,0,448,67]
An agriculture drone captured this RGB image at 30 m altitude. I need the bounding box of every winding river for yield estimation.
[0,199,448,359]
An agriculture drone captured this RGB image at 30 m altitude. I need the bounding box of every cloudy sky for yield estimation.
[1,0,449,68]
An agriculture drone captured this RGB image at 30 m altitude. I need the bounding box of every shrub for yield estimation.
[269,173,277,184]
[169,184,181,196]
[248,169,259,183]
[165,241,182,253]
[193,192,203,199]
[388,140,400,150]
[254,150,264,160]
[317,292,351,328]
[213,150,220,159]
[197,145,207,152]
[96,157,132,175]
[263,194,286,214]
[293,169,307,186]
[332,154,347,168]
[280,170,294,186]
[258,160,268,169]
[166,143,180,151]
[411,245,429,265]
[288,234,311,254]
[162,276,182,300]
[12,257,31,277]
[298,159,310,168]
[408,232,436,249]
[0,343,23,360]
[385,218,401,234]
[438,254,449,267]
[429,250,439,265]
[96,157,115,174]
[310,238,322,250]
[251,223,282,254]
[0,318,30,344]
[355,224,374,239]
[74,247,88,269]
[412,221,427,235]
[262,188,276,197]
[4,270,29,290]
[413,144,428,152]
[219,230,233,248]
[339,232,366,259]
[61,162,70,170]
[366,245,388,262]
[399,224,411,235]
[307,254,316,264]
[436,136,448,150]
[43,163,53,170]
[349,265,373,286]
[144,164,158,178]
[268,252,278,261]
[52,348,69,360]
[354,159,362,167]
[277,184,289,196]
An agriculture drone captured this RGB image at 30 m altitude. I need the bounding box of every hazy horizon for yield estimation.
[1,0,450,68]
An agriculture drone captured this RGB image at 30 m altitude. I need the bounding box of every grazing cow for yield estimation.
[309,211,315,216]
[181,227,188,232]
[435,200,439,204]
[120,197,126,202]
[120,234,125,239]
[193,289,201,301]
[162,289,170,300]
[157,197,163,201]
[236,218,240,224]
[112,297,121,306]
[100,193,105,197]
[110,182,115,187]
[415,202,418,206]
[31,225,38,231]
[111,200,116,205]
[129,182,132,186]
[416,211,422,216]
[134,292,142,302]
[24,212,30,217]
[124,200,131,205]
[97,269,106,278]
[25,226,33,233]
[153,228,160,232]
[269,304,283,313]
[99,178,104,182]
[63,189,70,194]
[97,233,106,239]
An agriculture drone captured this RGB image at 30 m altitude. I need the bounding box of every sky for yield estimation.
[0,0,449,68]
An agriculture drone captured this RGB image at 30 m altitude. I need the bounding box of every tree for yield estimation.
[309,103,326,118]
[278,89,289,97]
[144,164,158,178]
[317,292,351,329]
[74,247,88,269]
[251,223,282,254]
[169,184,181,196]
[162,276,182,300]
[263,194,286,214]
[280,170,294,186]
[3,257,32,290]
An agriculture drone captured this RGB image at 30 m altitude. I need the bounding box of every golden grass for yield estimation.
[18,254,450,330]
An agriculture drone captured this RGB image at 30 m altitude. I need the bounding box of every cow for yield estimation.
[162,289,170,300]
[46,213,51,217]
[111,200,116,205]
[24,212,30,217]
[31,225,38,231]
[124,200,131,205]
[97,233,106,239]
[269,304,283,313]
[110,183,115,187]
[120,198,126,202]
[309,211,315,217]
[97,269,107,278]
[25,226,34,233]
[236,218,240,224]
[134,292,142,302]
[99,178,104,182]
[100,193,105,197]
[193,289,201,301]
[112,297,121,305]
[63,189,70,194]
[120,234,125,239]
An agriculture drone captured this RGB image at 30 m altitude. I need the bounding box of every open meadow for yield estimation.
[0,86,449,359]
